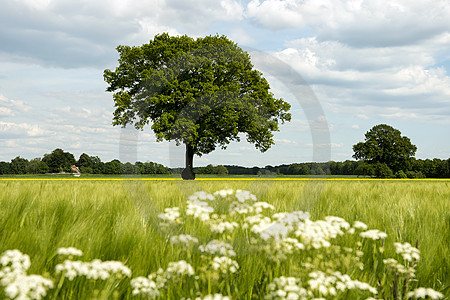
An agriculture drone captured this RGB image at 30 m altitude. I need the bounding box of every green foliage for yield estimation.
[10,156,29,174]
[104,33,291,177]
[353,124,417,172]
[42,148,76,173]
[195,164,228,175]
[0,161,12,175]
[25,158,49,174]
[395,170,407,179]
[355,162,374,177]
[374,162,394,178]
[77,153,103,174]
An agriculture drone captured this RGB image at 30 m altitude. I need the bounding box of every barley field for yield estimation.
[0,179,448,299]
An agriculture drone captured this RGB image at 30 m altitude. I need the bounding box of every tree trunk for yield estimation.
[181,143,195,180]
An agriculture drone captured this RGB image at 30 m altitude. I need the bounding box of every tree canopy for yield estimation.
[353,124,417,173]
[104,33,291,179]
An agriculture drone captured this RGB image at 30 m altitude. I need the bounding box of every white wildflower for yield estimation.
[383,258,415,277]
[235,190,257,203]
[1,249,31,272]
[189,191,215,202]
[406,287,444,299]
[186,200,214,221]
[209,220,239,234]
[308,271,377,296]
[198,294,231,300]
[252,202,275,213]
[265,276,311,299]
[325,216,351,231]
[55,259,131,281]
[199,240,236,257]
[4,274,53,300]
[353,221,368,230]
[360,229,387,240]
[131,276,160,297]
[211,256,239,274]
[57,247,83,257]
[170,234,199,247]
[166,260,195,277]
[158,207,181,224]
[394,242,420,262]
[214,189,234,198]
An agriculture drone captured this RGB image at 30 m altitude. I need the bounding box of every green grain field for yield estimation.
[0,179,448,299]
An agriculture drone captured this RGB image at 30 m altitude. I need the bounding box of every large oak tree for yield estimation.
[104,33,291,179]
[353,124,417,173]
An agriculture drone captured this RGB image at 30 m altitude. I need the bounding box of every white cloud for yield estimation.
[246,0,450,47]
[0,94,32,116]
[0,121,53,137]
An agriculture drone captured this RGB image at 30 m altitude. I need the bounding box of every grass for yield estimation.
[0,179,448,299]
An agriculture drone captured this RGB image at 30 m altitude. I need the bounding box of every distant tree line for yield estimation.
[0,148,448,178]
[0,148,171,175]
[223,158,450,178]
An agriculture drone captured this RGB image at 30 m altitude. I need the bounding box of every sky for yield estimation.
[0,0,449,168]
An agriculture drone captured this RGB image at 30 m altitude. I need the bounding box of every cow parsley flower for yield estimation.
[235,190,257,203]
[265,276,311,299]
[1,249,31,273]
[211,256,239,274]
[189,191,215,202]
[352,221,368,230]
[55,259,131,281]
[197,294,231,300]
[131,276,160,297]
[214,189,234,198]
[406,287,444,299]
[158,207,182,224]
[360,229,387,240]
[394,242,420,262]
[199,240,236,257]
[170,234,199,247]
[165,260,195,277]
[186,200,214,221]
[4,274,53,300]
[57,247,83,257]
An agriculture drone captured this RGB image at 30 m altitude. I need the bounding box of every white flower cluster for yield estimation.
[55,259,131,281]
[295,219,346,249]
[406,287,444,299]
[264,237,305,261]
[199,240,236,257]
[394,242,420,262]
[130,276,160,297]
[3,274,54,300]
[158,207,182,224]
[308,271,378,296]
[383,258,415,277]
[265,276,311,299]
[170,234,199,247]
[131,260,194,297]
[186,199,214,221]
[57,247,84,257]
[352,221,368,230]
[166,260,195,277]
[196,294,231,300]
[210,256,239,274]
[360,229,388,240]
[0,250,53,300]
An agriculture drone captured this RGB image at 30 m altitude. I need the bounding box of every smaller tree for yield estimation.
[353,124,417,172]
[0,161,12,174]
[42,149,76,173]
[10,156,29,174]
[26,158,49,174]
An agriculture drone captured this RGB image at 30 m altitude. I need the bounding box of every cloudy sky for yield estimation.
[0,0,449,167]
